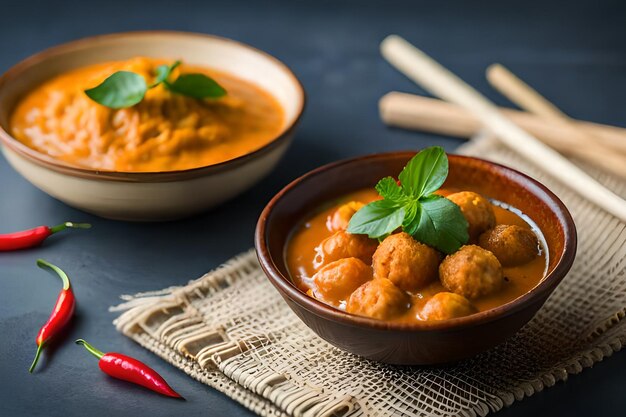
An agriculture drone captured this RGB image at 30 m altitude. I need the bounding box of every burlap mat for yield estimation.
[112,135,626,417]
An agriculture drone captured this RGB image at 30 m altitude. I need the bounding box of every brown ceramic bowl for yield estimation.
[255,151,577,365]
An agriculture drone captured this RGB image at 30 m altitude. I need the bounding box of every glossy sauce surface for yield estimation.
[10,58,285,172]
[286,188,548,323]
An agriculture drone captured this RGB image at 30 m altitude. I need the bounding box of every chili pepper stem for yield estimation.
[37,259,72,290]
[29,344,44,373]
[75,339,104,359]
[49,222,92,234]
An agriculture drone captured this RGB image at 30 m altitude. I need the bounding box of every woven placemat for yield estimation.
[112,135,626,417]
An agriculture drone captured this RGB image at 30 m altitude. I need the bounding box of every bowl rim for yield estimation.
[255,151,577,332]
[0,30,306,183]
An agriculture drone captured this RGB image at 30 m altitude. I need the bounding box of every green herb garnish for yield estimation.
[150,61,181,87]
[84,60,226,109]
[166,73,226,99]
[84,71,147,109]
[347,146,469,253]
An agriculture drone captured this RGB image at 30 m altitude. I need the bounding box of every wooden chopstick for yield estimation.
[379,92,626,178]
[487,64,568,120]
[380,92,626,151]
[380,35,626,222]
[486,64,626,155]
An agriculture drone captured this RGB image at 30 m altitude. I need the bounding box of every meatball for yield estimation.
[447,191,496,240]
[312,258,372,305]
[314,230,378,269]
[420,292,477,321]
[372,232,440,292]
[479,224,539,266]
[439,245,503,298]
[327,201,364,231]
[346,278,410,320]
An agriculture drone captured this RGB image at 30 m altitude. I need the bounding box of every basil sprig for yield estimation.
[84,60,226,109]
[347,146,469,253]
[150,61,181,88]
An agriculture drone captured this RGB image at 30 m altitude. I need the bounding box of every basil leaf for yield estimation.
[347,200,405,239]
[412,195,469,254]
[398,146,448,198]
[151,60,181,88]
[165,73,226,99]
[84,71,147,109]
[348,146,467,251]
[375,177,405,202]
[402,201,420,236]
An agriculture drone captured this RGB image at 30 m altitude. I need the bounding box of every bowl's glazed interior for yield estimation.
[256,151,576,364]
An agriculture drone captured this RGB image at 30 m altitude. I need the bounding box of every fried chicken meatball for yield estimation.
[327,201,365,232]
[447,191,496,240]
[439,245,503,298]
[346,278,410,320]
[312,258,372,305]
[478,224,539,266]
[372,232,440,292]
[314,230,378,269]
[420,292,477,321]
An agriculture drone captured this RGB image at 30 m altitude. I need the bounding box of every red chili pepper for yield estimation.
[0,222,91,251]
[29,260,76,373]
[75,339,183,399]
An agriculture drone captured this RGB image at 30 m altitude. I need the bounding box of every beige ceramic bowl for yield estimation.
[0,31,305,221]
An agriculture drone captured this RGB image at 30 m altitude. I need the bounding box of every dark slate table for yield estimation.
[1,1,624,416]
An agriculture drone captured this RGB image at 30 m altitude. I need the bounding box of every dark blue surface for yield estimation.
[1,1,625,416]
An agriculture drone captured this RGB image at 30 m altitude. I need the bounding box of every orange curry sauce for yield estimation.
[10,58,284,172]
[286,188,548,323]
